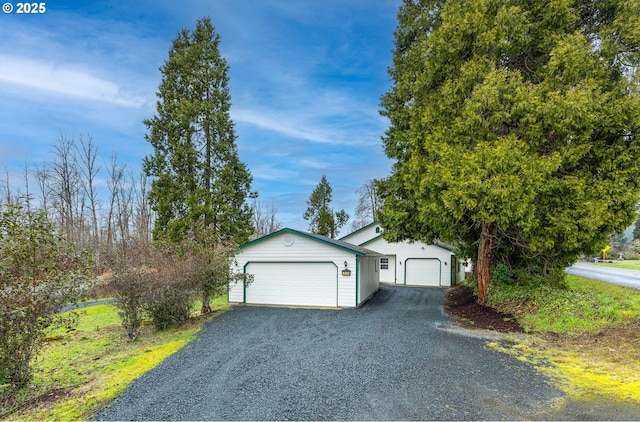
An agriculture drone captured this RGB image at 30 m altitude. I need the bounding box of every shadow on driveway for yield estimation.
[95,286,589,420]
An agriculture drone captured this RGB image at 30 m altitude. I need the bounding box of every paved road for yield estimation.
[566,263,640,289]
[96,286,570,421]
[60,298,116,313]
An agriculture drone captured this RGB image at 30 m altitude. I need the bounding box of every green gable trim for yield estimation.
[360,235,454,252]
[360,235,382,247]
[240,228,379,257]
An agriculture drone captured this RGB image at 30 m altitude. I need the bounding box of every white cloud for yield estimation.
[233,108,344,145]
[0,55,146,108]
[233,105,382,147]
[251,163,300,182]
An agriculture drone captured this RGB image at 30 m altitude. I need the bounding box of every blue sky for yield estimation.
[0,0,400,231]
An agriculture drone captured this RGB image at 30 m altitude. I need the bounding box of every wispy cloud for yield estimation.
[233,108,348,145]
[0,0,400,230]
[0,55,146,108]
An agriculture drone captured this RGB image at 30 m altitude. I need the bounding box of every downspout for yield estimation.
[243,262,249,304]
[355,256,359,307]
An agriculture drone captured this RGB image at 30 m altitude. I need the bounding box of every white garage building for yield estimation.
[340,222,466,287]
[229,228,381,308]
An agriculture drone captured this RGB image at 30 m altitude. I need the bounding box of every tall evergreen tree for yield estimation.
[304,175,349,238]
[143,17,253,246]
[379,0,640,303]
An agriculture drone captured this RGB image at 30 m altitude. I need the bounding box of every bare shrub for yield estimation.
[106,235,248,338]
[104,242,153,341]
[141,245,198,330]
[108,267,150,341]
[185,228,249,314]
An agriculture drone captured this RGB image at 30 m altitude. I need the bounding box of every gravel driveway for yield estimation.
[96,285,562,421]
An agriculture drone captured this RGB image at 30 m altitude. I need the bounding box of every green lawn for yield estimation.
[488,274,640,333]
[1,296,228,421]
[587,259,640,270]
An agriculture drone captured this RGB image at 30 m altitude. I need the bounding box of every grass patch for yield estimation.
[587,259,640,270]
[0,296,229,421]
[486,275,640,404]
[487,275,640,333]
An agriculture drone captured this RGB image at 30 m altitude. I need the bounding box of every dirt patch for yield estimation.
[541,319,640,353]
[0,386,73,419]
[444,285,524,333]
[538,319,640,379]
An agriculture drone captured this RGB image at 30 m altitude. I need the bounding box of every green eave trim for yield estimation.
[360,235,383,247]
[240,228,369,256]
[361,235,454,252]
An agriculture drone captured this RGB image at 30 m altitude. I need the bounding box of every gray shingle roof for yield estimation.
[240,228,381,256]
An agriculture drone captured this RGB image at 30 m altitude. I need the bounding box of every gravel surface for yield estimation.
[95,285,564,421]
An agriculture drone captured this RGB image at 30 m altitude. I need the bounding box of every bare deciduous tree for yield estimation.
[250,197,283,239]
[132,172,153,246]
[50,133,82,243]
[33,164,51,213]
[77,134,101,246]
[105,153,126,248]
[2,168,17,205]
[351,179,383,231]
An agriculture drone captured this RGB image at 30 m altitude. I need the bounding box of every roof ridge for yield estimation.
[240,227,381,256]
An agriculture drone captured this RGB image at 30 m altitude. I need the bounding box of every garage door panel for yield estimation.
[245,262,337,307]
[405,259,440,286]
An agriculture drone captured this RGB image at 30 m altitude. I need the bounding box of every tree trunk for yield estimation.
[201,291,212,314]
[476,222,497,304]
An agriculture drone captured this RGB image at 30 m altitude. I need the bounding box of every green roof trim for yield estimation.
[240,228,381,256]
[360,235,455,252]
[359,235,383,247]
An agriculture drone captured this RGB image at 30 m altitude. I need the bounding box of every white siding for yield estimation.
[357,256,380,306]
[230,231,359,307]
[337,257,358,307]
[340,224,382,246]
[362,237,455,286]
[378,255,396,284]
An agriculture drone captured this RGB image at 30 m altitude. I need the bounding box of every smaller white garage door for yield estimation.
[405,258,441,286]
[245,262,337,307]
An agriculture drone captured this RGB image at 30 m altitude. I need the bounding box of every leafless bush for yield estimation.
[106,234,248,339]
[104,241,153,341]
[141,245,199,330]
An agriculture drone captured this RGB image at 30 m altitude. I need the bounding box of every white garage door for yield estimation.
[245,262,337,307]
[404,258,441,286]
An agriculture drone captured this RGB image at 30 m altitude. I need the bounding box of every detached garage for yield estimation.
[341,222,467,287]
[229,228,381,308]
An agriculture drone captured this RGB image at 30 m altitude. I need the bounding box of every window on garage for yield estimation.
[380,257,389,270]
